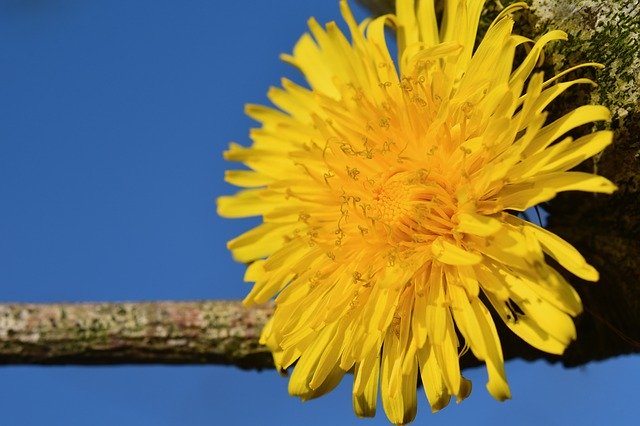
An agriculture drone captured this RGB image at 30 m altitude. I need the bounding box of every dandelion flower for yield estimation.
[218,0,616,423]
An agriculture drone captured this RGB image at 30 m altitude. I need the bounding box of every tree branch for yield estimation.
[0,298,637,369]
[0,301,273,369]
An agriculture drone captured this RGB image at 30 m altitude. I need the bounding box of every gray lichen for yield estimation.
[0,301,274,368]
[531,0,640,126]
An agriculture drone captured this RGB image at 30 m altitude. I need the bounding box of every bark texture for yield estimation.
[0,301,273,369]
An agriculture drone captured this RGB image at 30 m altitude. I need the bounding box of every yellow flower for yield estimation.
[218,0,615,423]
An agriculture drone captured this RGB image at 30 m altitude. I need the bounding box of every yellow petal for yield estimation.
[456,265,480,298]
[432,238,482,265]
[498,171,616,212]
[484,291,568,355]
[535,78,596,114]
[380,328,418,425]
[244,242,313,304]
[263,240,309,271]
[243,259,266,283]
[515,217,600,281]
[308,323,346,390]
[490,2,528,27]
[432,309,462,396]
[288,325,335,396]
[449,285,511,400]
[497,186,556,211]
[224,170,273,187]
[301,364,345,401]
[513,263,583,316]
[217,189,266,218]
[243,269,294,305]
[523,105,611,156]
[417,342,451,413]
[425,264,448,344]
[267,84,313,122]
[416,0,438,46]
[227,222,297,262]
[508,276,577,347]
[282,31,339,98]
[440,0,486,72]
[412,274,429,348]
[456,212,502,236]
[539,130,613,173]
[472,223,543,272]
[364,287,403,332]
[474,262,510,299]
[396,0,420,60]
[457,15,515,93]
[377,259,423,289]
[510,30,567,89]
[352,344,381,418]
[469,298,511,400]
[529,171,617,194]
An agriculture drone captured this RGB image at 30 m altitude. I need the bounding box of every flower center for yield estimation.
[372,178,410,225]
[366,169,457,243]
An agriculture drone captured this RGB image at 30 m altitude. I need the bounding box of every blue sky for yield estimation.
[0,0,637,425]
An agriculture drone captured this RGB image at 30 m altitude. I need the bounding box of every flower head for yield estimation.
[218,0,615,423]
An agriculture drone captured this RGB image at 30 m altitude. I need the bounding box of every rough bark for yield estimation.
[0,301,273,369]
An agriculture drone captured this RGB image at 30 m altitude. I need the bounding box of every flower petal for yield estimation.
[432,238,482,265]
[456,212,502,236]
[353,346,381,418]
[380,327,418,425]
[417,341,452,412]
[508,216,600,281]
[449,285,511,401]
